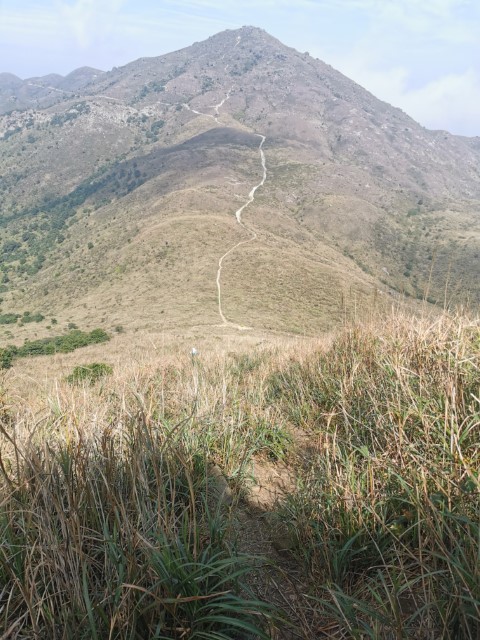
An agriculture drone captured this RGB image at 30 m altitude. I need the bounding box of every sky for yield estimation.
[0,0,479,136]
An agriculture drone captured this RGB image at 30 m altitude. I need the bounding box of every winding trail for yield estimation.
[182,102,216,120]
[27,82,74,95]
[183,85,233,121]
[216,134,267,329]
[180,75,266,329]
[212,87,233,119]
[179,33,268,330]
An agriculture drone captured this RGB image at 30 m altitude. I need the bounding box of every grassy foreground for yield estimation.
[0,311,478,638]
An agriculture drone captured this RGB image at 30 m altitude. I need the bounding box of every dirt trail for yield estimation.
[26,82,73,95]
[232,441,323,639]
[182,83,233,121]
[177,55,267,331]
[212,87,233,118]
[216,134,266,329]
[182,102,216,120]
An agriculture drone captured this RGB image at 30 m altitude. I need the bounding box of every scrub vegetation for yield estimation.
[0,310,478,638]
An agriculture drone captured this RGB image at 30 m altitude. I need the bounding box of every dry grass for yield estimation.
[1,140,419,345]
[0,310,478,638]
[0,331,297,638]
[270,311,480,638]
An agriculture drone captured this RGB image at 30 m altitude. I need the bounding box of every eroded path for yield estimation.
[178,66,267,331]
[182,85,233,121]
[216,134,266,329]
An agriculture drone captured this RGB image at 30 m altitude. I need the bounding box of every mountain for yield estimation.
[0,26,479,342]
[0,67,103,114]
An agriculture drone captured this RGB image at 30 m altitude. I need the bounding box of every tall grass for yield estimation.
[0,311,478,638]
[0,366,277,638]
[270,313,480,638]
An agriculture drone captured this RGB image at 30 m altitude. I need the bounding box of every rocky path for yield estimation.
[177,61,267,331]
[216,134,266,329]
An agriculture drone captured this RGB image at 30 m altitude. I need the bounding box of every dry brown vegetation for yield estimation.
[0,309,478,638]
[1,27,480,339]
[1,29,479,637]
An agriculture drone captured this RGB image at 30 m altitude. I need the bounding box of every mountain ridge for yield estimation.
[0,26,479,342]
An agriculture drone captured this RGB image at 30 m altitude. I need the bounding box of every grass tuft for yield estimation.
[0,310,479,638]
[272,313,480,638]
[66,362,113,385]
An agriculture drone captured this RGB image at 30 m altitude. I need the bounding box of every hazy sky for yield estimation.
[1,0,479,136]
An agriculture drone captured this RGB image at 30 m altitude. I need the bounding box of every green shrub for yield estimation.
[66,362,113,385]
[0,329,110,368]
[0,313,19,325]
[0,348,14,369]
[18,329,110,357]
[22,311,45,323]
[255,420,293,461]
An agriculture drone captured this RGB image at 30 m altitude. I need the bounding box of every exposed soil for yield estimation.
[231,434,332,639]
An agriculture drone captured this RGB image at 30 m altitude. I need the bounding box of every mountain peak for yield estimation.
[0,27,479,335]
[200,25,284,50]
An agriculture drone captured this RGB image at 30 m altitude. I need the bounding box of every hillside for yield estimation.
[1,311,478,638]
[0,26,479,345]
[0,66,103,113]
[0,27,479,639]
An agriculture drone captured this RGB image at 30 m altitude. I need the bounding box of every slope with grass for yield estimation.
[216,133,266,327]
[0,310,478,638]
[1,26,479,344]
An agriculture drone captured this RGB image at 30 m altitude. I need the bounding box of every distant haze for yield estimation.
[1,0,479,136]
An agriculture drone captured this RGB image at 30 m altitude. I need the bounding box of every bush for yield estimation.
[66,362,113,385]
[0,329,110,368]
[18,329,110,357]
[0,348,14,369]
[22,311,45,323]
[0,313,19,325]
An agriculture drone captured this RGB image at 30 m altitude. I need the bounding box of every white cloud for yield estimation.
[325,0,468,15]
[55,0,126,48]
[306,0,480,134]
[372,0,475,44]
[399,69,480,135]
[0,0,238,77]
[332,54,480,135]
[0,6,59,42]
